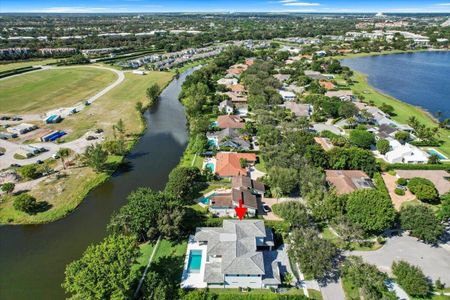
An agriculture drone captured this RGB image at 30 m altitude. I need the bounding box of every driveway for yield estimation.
[351,233,450,285]
[320,279,345,300]
[382,172,415,210]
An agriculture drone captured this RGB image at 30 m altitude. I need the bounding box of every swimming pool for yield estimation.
[207,138,218,147]
[211,121,218,128]
[427,148,447,160]
[199,193,215,205]
[205,162,215,172]
[187,250,202,273]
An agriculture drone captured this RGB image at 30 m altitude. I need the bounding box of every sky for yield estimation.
[1,0,450,13]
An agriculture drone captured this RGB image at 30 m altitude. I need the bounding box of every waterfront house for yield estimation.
[384,140,429,164]
[325,170,374,195]
[208,188,258,217]
[181,220,289,289]
[325,90,355,101]
[207,128,251,151]
[319,80,336,90]
[216,115,245,129]
[231,175,265,195]
[215,152,256,177]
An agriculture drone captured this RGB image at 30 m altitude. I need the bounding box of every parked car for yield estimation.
[86,135,97,141]
[0,116,11,120]
[262,204,271,213]
[10,163,21,168]
[95,128,103,134]
[11,116,22,121]
[36,160,44,164]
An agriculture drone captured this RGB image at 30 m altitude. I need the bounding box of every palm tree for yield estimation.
[57,148,70,170]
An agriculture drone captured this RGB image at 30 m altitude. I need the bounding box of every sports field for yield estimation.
[0,67,117,114]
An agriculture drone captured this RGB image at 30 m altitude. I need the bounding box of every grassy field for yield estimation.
[350,71,450,157]
[0,58,57,73]
[54,70,173,141]
[0,67,117,114]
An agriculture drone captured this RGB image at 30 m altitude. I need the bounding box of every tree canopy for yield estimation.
[346,189,396,233]
[392,260,430,298]
[400,204,444,243]
[63,234,139,300]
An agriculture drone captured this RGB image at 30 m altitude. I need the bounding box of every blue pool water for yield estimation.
[205,162,215,172]
[427,149,447,160]
[187,250,202,273]
[211,121,218,128]
[199,193,215,205]
[207,138,218,147]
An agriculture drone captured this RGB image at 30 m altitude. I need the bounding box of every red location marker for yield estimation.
[234,199,247,220]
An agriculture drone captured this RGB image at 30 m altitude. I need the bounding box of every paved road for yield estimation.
[351,233,450,285]
[320,279,345,300]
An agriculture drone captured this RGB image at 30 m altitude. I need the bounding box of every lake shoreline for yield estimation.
[340,52,450,157]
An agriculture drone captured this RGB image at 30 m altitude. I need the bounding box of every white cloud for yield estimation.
[436,3,450,5]
[282,2,321,6]
[279,0,298,3]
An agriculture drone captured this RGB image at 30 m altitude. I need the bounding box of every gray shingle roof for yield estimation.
[195,220,271,278]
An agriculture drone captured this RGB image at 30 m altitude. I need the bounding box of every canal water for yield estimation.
[0,69,193,300]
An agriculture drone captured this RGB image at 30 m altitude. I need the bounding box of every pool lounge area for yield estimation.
[180,236,207,288]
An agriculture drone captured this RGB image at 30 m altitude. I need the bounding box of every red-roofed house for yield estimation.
[216,115,245,129]
[215,152,257,177]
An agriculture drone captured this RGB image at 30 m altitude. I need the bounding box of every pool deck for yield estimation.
[180,235,208,289]
[196,188,232,207]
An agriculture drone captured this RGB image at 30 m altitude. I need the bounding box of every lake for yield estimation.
[0,68,193,300]
[341,51,450,120]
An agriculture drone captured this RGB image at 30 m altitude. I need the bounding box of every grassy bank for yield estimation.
[350,71,450,157]
[0,70,175,225]
[0,156,121,224]
[334,49,426,60]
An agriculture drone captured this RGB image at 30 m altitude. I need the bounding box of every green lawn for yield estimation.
[308,289,324,300]
[320,226,383,251]
[350,71,450,157]
[0,58,57,73]
[53,70,174,141]
[134,242,155,269]
[0,67,117,114]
